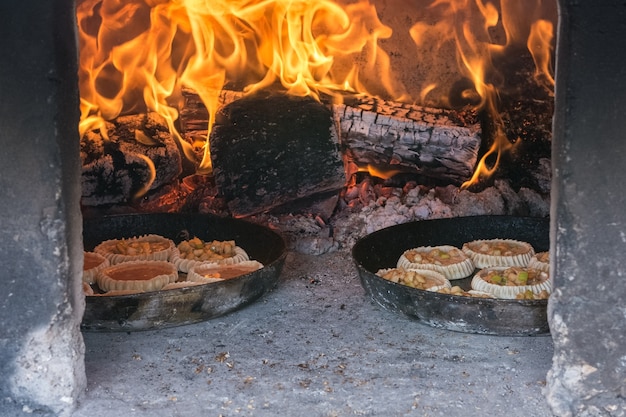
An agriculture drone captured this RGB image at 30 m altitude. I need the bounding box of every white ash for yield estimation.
[253,214,340,256]
[260,179,550,255]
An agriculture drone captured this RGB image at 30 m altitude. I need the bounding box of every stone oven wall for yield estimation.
[0,1,86,416]
[548,1,626,415]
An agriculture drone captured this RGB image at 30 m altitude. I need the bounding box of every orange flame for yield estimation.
[358,164,403,180]
[76,0,408,173]
[527,19,555,89]
[409,0,555,188]
[77,0,555,186]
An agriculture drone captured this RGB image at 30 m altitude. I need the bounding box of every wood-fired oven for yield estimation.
[0,0,624,416]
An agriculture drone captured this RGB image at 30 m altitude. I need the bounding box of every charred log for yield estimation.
[80,113,182,206]
[208,92,345,217]
[181,89,482,186]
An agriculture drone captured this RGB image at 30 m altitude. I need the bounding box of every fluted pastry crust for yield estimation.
[83,251,109,284]
[376,268,451,292]
[470,266,551,299]
[462,239,534,269]
[171,238,250,273]
[94,234,175,265]
[397,245,475,280]
[187,260,264,283]
[528,251,550,273]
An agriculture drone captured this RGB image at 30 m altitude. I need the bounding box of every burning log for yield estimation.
[81,113,183,206]
[336,96,481,185]
[180,89,482,186]
[208,91,345,217]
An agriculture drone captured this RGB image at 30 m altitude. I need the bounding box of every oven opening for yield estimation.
[1,1,624,416]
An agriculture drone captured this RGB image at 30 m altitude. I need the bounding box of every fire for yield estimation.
[408,0,555,188]
[76,0,405,174]
[359,164,403,180]
[528,19,555,89]
[76,0,555,187]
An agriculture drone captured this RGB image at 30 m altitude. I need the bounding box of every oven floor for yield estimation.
[74,250,555,417]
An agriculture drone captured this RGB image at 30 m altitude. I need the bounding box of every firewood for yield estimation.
[180,89,481,185]
[335,96,481,185]
[208,91,345,217]
[179,88,243,132]
[81,113,183,206]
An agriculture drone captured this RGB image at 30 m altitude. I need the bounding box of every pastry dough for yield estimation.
[83,251,109,284]
[462,239,534,268]
[470,266,551,299]
[528,251,550,273]
[94,234,175,265]
[187,260,264,283]
[171,237,250,273]
[397,245,475,280]
[376,268,451,292]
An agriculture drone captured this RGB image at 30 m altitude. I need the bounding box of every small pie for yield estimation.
[462,239,534,268]
[83,251,109,284]
[470,266,551,299]
[376,268,451,292]
[187,260,264,283]
[94,234,175,265]
[397,245,475,280]
[171,237,250,273]
[528,251,550,273]
[96,260,178,293]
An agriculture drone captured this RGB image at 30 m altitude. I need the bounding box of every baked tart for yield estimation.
[376,268,451,292]
[462,239,534,268]
[397,245,475,280]
[171,237,250,273]
[83,251,109,284]
[528,251,550,273]
[96,260,178,293]
[470,266,551,299]
[187,260,264,283]
[94,234,175,265]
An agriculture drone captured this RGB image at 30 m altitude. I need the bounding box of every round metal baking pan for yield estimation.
[352,216,550,336]
[82,213,286,332]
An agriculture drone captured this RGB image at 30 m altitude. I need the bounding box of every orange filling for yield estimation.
[106,264,174,281]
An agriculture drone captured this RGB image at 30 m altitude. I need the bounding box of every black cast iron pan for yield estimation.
[82,213,286,332]
[352,216,550,336]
